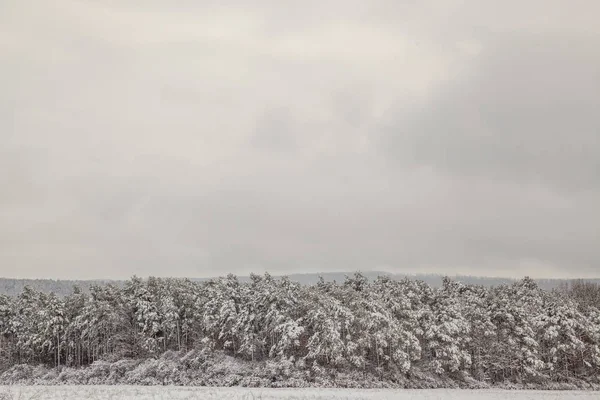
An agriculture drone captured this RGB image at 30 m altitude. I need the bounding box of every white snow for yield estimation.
[1,386,598,400]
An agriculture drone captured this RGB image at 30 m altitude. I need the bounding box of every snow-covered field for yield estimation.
[1,386,598,400]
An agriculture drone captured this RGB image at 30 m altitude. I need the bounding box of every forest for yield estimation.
[0,274,599,388]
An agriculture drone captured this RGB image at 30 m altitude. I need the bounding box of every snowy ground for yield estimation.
[1,386,598,400]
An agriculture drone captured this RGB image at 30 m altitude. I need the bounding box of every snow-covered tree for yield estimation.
[422,278,471,374]
[0,274,599,387]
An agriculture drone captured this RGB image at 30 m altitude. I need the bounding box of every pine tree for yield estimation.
[423,278,471,375]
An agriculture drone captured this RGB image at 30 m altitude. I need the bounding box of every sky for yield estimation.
[1,0,599,280]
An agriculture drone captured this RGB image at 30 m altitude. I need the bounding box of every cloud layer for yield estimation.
[2,0,599,279]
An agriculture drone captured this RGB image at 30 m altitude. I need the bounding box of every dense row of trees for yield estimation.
[0,274,599,384]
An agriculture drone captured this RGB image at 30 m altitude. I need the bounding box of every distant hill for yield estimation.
[1,272,598,296]
[253,272,600,291]
[0,278,120,297]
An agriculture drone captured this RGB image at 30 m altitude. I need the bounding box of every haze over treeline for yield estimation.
[1,273,600,297]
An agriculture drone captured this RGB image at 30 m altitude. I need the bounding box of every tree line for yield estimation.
[0,274,599,385]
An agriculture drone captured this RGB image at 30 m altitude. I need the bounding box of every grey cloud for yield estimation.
[251,107,298,152]
[1,1,599,280]
[379,34,600,191]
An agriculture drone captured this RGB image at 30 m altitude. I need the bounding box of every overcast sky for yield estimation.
[2,0,599,280]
